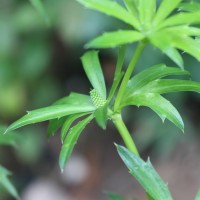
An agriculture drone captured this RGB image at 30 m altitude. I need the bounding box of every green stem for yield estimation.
[112,113,139,156]
[114,42,145,111]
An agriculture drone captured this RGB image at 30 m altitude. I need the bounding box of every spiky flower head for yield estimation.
[90,89,106,108]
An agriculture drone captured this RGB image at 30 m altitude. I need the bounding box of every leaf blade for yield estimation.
[86,30,144,49]
[59,114,94,170]
[81,51,106,99]
[117,145,173,200]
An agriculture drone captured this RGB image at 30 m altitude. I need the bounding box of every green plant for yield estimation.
[4,0,200,199]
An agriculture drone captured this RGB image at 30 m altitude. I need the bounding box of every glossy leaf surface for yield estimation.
[59,115,93,170]
[117,145,173,200]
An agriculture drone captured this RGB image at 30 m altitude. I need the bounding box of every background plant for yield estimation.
[2,0,200,199]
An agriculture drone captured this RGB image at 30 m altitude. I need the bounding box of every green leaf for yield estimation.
[86,30,144,49]
[47,117,66,138]
[77,0,140,29]
[59,114,94,170]
[142,79,200,94]
[160,12,200,28]
[117,145,173,200]
[0,133,21,147]
[195,190,200,200]
[60,113,90,142]
[153,0,182,25]
[6,94,95,133]
[123,0,138,16]
[81,51,106,99]
[178,2,200,12]
[94,104,108,130]
[138,0,156,28]
[30,0,50,26]
[0,166,19,199]
[124,64,189,96]
[107,192,125,200]
[121,93,184,131]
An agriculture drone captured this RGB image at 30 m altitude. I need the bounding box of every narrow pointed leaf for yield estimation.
[138,0,156,28]
[124,64,189,96]
[117,145,173,200]
[0,166,19,199]
[107,192,125,200]
[142,79,200,94]
[77,0,140,29]
[121,93,184,131]
[61,113,89,142]
[149,32,184,68]
[160,12,200,28]
[195,190,200,200]
[47,117,66,138]
[6,103,95,133]
[178,2,200,12]
[153,0,182,25]
[81,51,106,99]
[30,0,50,25]
[59,115,94,170]
[94,105,108,129]
[123,0,138,16]
[86,30,144,49]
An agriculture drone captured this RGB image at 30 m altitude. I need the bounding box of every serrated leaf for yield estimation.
[124,64,189,96]
[123,0,138,16]
[116,145,173,200]
[77,0,140,29]
[121,93,184,131]
[0,166,19,199]
[61,113,90,142]
[153,0,182,25]
[81,51,106,99]
[142,79,200,94]
[30,0,50,26]
[195,190,200,200]
[160,12,200,28]
[86,30,144,49]
[178,2,200,12]
[107,192,125,200]
[94,104,108,130]
[59,115,94,170]
[6,103,95,133]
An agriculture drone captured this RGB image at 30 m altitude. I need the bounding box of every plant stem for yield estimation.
[112,113,139,156]
[114,41,145,111]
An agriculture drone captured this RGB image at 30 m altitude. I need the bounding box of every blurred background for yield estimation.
[0,0,200,200]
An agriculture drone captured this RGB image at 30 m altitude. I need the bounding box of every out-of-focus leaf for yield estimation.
[47,117,66,138]
[160,12,200,28]
[94,104,108,129]
[77,0,140,29]
[0,166,19,199]
[81,51,106,99]
[0,133,21,147]
[121,93,184,131]
[117,145,173,200]
[178,2,200,12]
[138,0,156,28]
[61,113,90,142]
[59,115,93,171]
[107,192,125,200]
[153,0,182,25]
[86,30,144,49]
[123,0,138,16]
[30,0,50,25]
[195,190,200,200]
[142,79,200,94]
[6,94,96,133]
[124,64,189,96]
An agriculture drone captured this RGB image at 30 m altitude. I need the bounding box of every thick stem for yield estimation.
[112,113,139,156]
[114,42,145,111]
